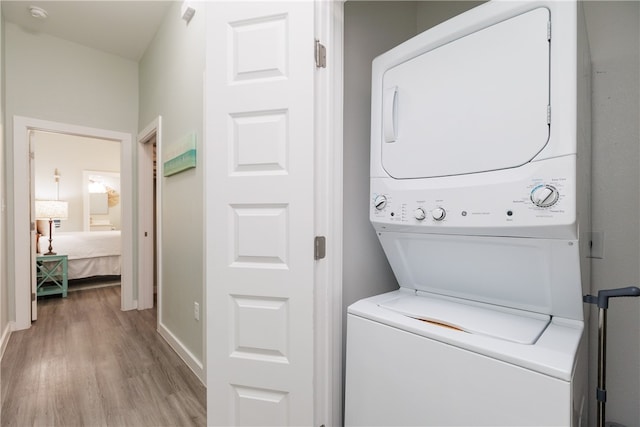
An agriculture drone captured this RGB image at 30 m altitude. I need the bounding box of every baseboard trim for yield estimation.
[0,322,13,360]
[158,321,205,385]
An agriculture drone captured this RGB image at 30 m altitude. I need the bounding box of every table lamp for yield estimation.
[35,200,68,255]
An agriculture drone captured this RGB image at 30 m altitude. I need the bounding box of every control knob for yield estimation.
[374,195,387,210]
[414,208,426,221]
[530,185,559,208]
[432,207,446,221]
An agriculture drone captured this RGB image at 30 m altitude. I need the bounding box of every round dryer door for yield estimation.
[380,7,550,179]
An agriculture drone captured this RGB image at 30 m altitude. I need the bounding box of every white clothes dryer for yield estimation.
[345,1,592,426]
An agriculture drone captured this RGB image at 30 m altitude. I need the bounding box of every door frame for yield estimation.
[12,116,135,331]
[314,1,344,425]
[137,117,162,312]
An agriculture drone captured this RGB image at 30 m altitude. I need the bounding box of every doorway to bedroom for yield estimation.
[12,116,135,330]
[33,130,123,295]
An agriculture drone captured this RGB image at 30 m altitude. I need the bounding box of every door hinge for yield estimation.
[547,105,551,124]
[315,39,326,68]
[30,221,36,231]
[314,236,326,260]
[32,292,36,302]
[547,21,551,41]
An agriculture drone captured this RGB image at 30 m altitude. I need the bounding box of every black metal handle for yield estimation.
[584,286,640,309]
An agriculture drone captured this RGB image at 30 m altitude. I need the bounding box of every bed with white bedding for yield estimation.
[39,231,121,280]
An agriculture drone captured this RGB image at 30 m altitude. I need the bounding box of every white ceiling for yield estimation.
[2,1,174,61]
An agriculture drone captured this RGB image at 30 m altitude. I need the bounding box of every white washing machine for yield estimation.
[345,1,591,426]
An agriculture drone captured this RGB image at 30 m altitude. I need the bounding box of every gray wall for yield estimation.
[344,2,640,426]
[584,3,640,426]
[343,0,417,339]
[4,21,138,321]
[138,1,205,366]
[416,1,485,31]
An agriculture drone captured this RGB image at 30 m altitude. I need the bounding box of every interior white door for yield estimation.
[30,132,37,321]
[205,1,316,425]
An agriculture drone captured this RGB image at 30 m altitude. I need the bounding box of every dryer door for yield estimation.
[381,7,550,179]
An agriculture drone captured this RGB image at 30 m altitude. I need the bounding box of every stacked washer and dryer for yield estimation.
[345,1,591,426]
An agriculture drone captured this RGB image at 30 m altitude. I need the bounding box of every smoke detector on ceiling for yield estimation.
[29,6,48,20]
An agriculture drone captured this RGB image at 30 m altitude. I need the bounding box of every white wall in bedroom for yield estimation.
[33,131,121,232]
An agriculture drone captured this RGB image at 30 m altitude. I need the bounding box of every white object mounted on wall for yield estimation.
[54,168,61,199]
[29,5,48,20]
[182,1,195,24]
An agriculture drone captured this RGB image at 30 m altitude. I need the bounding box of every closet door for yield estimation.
[205,2,316,425]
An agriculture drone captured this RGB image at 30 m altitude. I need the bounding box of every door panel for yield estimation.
[206,2,315,425]
[381,7,551,179]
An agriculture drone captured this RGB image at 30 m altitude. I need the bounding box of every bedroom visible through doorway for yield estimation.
[29,130,122,310]
[33,130,123,296]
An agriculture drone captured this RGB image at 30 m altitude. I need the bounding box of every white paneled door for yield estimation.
[206,1,316,425]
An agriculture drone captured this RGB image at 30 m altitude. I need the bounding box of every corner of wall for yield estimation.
[158,320,205,385]
[0,1,10,338]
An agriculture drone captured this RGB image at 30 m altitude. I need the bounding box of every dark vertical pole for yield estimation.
[584,286,640,427]
[596,307,607,427]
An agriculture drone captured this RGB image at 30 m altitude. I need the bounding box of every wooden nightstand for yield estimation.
[36,254,68,297]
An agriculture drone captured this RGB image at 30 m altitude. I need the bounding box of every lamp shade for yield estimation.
[35,200,68,220]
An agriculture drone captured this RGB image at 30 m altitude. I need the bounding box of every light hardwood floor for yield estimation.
[1,286,206,426]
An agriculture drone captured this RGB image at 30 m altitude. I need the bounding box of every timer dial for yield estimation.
[374,195,387,210]
[432,207,446,221]
[414,208,426,221]
[530,185,559,208]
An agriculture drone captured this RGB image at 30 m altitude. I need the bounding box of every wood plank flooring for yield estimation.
[1,286,206,426]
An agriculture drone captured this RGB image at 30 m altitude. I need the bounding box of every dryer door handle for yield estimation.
[383,86,398,143]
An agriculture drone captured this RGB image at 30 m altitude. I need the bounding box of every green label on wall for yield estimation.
[164,133,196,177]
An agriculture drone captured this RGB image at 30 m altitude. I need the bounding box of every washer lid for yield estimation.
[380,292,550,345]
[380,7,550,179]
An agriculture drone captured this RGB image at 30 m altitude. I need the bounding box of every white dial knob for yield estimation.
[374,195,387,210]
[432,207,446,221]
[531,185,559,208]
[414,208,426,221]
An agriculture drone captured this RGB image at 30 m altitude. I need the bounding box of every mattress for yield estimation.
[39,231,121,279]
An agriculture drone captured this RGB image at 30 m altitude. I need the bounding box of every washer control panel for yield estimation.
[370,157,578,237]
[372,182,570,226]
